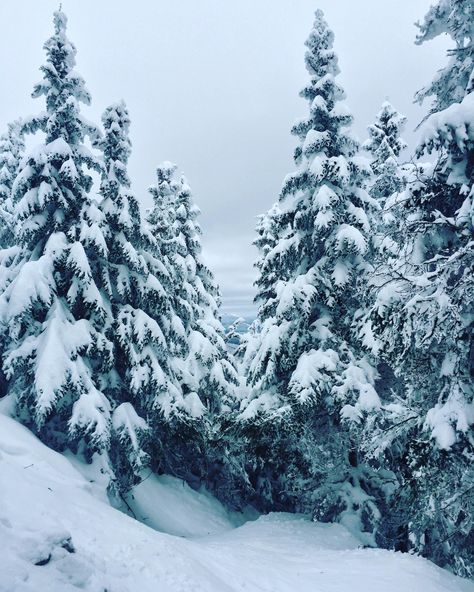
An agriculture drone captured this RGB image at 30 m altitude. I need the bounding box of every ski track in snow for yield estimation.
[1,413,473,592]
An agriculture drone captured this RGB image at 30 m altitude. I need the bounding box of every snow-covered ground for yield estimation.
[1,411,473,592]
[124,473,253,538]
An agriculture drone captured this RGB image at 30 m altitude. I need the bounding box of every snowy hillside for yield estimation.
[1,411,473,592]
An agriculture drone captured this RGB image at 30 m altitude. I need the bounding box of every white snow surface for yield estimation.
[125,473,250,538]
[1,410,474,592]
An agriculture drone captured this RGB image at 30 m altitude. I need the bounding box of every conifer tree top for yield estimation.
[32,9,92,144]
[304,10,340,80]
[298,10,346,108]
[364,102,407,154]
[364,101,407,177]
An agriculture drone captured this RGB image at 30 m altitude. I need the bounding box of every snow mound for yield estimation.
[1,413,473,592]
[125,473,251,538]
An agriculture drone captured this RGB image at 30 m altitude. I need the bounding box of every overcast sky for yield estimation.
[0,1,448,316]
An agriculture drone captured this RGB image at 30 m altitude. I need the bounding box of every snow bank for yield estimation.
[125,473,250,538]
[1,412,473,592]
[0,413,223,592]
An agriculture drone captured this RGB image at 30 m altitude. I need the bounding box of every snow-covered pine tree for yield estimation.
[225,205,282,378]
[0,121,25,396]
[238,10,384,538]
[253,203,283,321]
[146,163,238,489]
[0,10,114,462]
[170,171,238,412]
[363,101,407,202]
[97,101,178,491]
[356,103,409,406]
[364,0,474,576]
[0,121,24,248]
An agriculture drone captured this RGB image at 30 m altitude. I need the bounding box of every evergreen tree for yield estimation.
[363,101,407,202]
[146,163,238,487]
[357,103,408,400]
[97,102,177,491]
[0,120,24,248]
[253,203,283,319]
[364,0,474,575]
[171,170,238,412]
[0,121,25,396]
[238,10,384,539]
[0,10,114,461]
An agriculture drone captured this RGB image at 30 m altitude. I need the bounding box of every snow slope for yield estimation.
[1,412,473,592]
[124,473,252,538]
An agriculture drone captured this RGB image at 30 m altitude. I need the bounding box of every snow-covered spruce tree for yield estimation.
[97,102,177,491]
[252,203,283,319]
[146,163,238,490]
[357,103,409,407]
[0,121,25,396]
[225,206,282,375]
[0,11,116,465]
[363,0,474,576]
[363,101,407,203]
[0,121,24,248]
[237,10,385,539]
